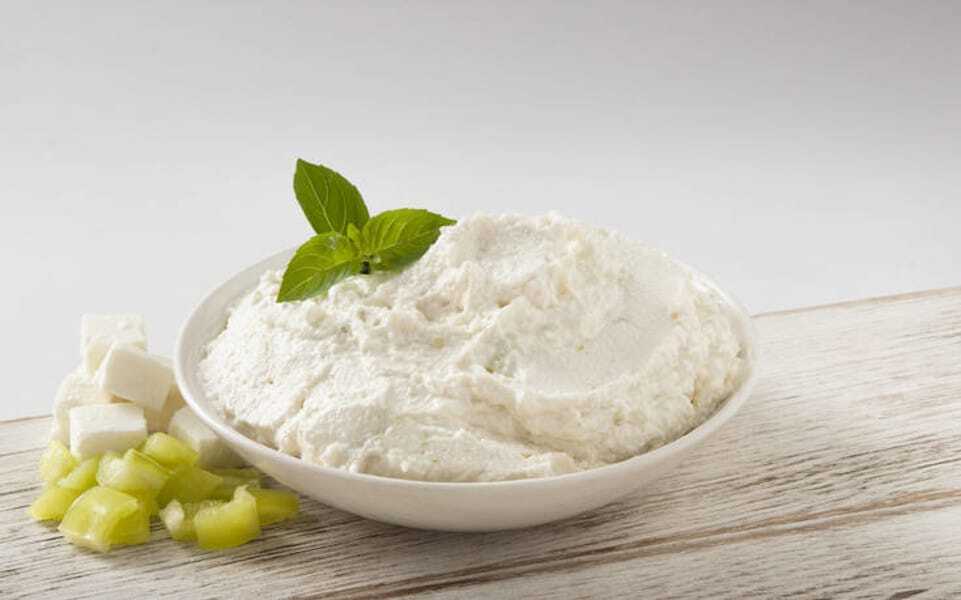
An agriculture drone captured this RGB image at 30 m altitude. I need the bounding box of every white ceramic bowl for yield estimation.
[175,248,758,532]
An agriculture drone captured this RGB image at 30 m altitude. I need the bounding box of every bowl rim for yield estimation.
[174,246,759,491]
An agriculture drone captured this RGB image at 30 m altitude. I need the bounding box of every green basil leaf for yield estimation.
[277,232,363,302]
[361,209,456,270]
[293,159,370,235]
[345,222,363,249]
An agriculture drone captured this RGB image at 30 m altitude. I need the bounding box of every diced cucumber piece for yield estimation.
[249,488,299,526]
[58,486,139,553]
[28,486,82,521]
[160,499,223,542]
[58,456,100,492]
[141,432,198,468]
[96,449,171,493]
[40,441,78,486]
[158,466,223,505]
[194,486,261,550]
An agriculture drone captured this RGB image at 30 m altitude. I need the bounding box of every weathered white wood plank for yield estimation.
[440,507,961,600]
[2,288,959,599]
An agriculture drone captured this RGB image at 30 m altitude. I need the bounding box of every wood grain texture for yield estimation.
[2,288,960,599]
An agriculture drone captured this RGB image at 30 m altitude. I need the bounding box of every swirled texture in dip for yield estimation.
[200,213,745,481]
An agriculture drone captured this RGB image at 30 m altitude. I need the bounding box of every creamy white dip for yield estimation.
[200,214,745,482]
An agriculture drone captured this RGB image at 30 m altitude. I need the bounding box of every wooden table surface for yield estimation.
[3,288,960,599]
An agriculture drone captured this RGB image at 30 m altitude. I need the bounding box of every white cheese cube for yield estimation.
[167,407,245,468]
[69,403,147,458]
[95,344,173,421]
[81,314,147,374]
[148,384,187,433]
[50,367,116,443]
[143,354,185,432]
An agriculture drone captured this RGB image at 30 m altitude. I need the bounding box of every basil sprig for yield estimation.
[278,160,455,302]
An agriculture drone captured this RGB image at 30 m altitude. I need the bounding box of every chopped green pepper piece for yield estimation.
[141,432,198,468]
[157,466,223,505]
[58,456,100,492]
[29,486,81,521]
[249,488,299,526]
[208,468,261,500]
[160,499,224,542]
[96,449,171,493]
[40,441,77,486]
[58,486,139,553]
[194,486,261,550]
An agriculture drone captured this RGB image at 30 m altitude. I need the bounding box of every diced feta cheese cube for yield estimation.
[140,354,185,432]
[50,367,116,443]
[148,384,187,433]
[69,403,147,458]
[168,407,245,468]
[81,314,147,374]
[95,345,173,422]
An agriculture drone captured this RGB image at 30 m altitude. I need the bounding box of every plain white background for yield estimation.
[2,1,959,420]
